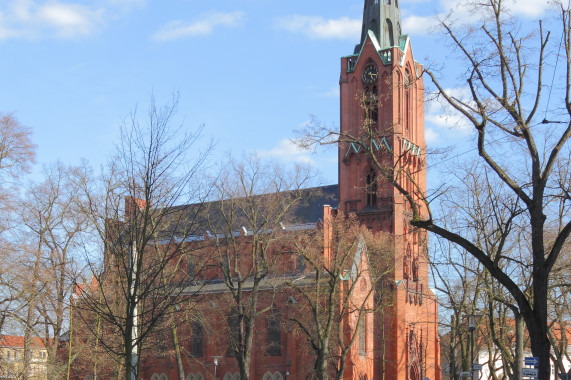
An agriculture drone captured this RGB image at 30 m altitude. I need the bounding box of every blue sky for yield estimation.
[0,0,553,186]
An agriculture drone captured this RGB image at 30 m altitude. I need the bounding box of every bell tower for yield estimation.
[338,1,439,380]
[339,0,426,234]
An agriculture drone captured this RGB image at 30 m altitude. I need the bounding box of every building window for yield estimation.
[191,320,203,357]
[384,19,394,46]
[404,69,411,131]
[227,311,239,356]
[372,86,378,123]
[187,259,195,279]
[297,254,306,273]
[366,169,377,207]
[364,86,378,125]
[187,375,205,380]
[359,317,366,355]
[266,308,281,356]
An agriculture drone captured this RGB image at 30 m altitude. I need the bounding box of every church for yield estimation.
[67,0,440,379]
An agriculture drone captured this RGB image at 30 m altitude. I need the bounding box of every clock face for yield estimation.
[362,64,378,84]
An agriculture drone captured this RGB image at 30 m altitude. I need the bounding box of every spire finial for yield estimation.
[354,0,402,54]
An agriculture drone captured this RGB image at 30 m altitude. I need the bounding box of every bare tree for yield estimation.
[0,113,36,182]
[287,212,393,380]
[0,112,36,341]
[73,94,212,380]
[203,155,314,380]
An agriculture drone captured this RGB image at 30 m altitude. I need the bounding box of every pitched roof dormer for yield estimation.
[354,0,402,54]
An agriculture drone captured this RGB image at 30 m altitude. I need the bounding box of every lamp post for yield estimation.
[465,314,480,380]
[211,356,222,380]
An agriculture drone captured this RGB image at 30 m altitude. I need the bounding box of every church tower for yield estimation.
[339,0,440,379]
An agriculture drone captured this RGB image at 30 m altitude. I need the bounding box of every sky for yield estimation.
[0,0,556,187]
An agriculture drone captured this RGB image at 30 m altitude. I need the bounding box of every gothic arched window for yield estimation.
[191,320,203,357]
[372,85,378,123]
[384,19,394,47]
[404,69,411,131]
[266,307,281,356]
[359,317,367,355]
[366,169,377,207]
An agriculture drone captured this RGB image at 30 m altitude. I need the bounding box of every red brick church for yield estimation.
[67,0,440,379]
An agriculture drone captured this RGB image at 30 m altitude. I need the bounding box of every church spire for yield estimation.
[354,0,402,54]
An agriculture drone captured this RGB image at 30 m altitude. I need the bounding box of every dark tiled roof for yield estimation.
[290,184,338,223]
[145,185,339,241]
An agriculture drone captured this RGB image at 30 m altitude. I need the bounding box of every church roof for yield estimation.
[150,184,339,243]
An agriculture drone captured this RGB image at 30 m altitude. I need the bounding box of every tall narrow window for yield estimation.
[366,169,377,207]
[187,259,195,279]
[404,69,411,131]
[266,308,281,356]
[372,86,378,123]
[359,317,366,355]
[191,321,203,357]
[227,311,239,356]
[384,19,394,47]
[297,254,306,273]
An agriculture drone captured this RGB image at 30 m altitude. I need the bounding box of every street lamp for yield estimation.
[211,356,222,380]
[464,314,481,379]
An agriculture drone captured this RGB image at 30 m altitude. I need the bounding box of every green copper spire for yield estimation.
[354,0,402,54]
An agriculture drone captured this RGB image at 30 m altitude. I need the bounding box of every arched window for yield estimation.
[266,308,281,356]
[359,317,367,355]
[191,320,203,357]
[151,375,160,380]
[263,372,283,380]
[372,85,378,123]
[187,259,195,278]
[404,69,411,131]
[366,169,377,207]
[364,86,378,125]
[384,19,394,47]
[404,243,412,279]
[159,375,168,380]
[227,310,239,356]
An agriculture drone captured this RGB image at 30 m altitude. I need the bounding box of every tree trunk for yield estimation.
[171,320,185,380]
[315,349,329,380]
[514,313,524,380]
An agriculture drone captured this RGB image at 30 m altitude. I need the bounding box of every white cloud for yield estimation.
[274,15,360,40]
[404,0,551,36]
[152,11,245,42]
[425,86,474,140]
[0,0,148,40]
[37,3,103,37]
[403,14,438,36]
[504,0,549,18]
[256,139,315,166]
[0,0,113,40]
